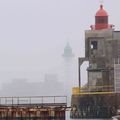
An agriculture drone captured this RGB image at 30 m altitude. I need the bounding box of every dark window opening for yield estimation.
[91,41,97,49]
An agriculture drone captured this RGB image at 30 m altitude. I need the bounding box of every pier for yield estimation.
[0,96,67,120]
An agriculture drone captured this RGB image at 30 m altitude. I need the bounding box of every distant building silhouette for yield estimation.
[0,75,65,96]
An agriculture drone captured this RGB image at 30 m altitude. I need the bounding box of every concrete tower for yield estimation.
[62,42,75,88]
[62,42,75,98]
[71,5,120,119]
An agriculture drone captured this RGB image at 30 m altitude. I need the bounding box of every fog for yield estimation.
[0,0,120,99]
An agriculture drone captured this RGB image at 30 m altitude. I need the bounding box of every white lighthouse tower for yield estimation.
[62,42,76,99]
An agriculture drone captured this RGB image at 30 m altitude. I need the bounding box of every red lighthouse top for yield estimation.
[90,5,114,30]
[95,5,108,16]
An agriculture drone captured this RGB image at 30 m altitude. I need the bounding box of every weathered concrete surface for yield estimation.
[70,93,120,119]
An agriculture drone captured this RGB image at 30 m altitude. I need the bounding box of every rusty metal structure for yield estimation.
[71,4,120,119]
[0,96,67,120]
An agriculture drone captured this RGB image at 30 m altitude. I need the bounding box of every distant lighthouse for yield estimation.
[62,42,74,59]
[62,42,76,97]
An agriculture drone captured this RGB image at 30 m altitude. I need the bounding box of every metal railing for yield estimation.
[0,96,67,106]
[72,85,114,95]
[0,96,67,120]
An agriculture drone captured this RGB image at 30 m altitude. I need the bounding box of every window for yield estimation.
[96,16,108,24]
[91,41,97,49]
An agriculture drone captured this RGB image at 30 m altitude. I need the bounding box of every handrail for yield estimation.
[0,96,67,105]
[72,85,114,95]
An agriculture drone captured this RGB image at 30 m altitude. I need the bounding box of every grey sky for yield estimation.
[0,0,119,85]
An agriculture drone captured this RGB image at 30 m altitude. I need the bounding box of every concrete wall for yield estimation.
[71,93,120,118]
[83,29,120,90]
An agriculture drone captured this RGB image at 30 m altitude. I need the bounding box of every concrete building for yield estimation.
[71,4,120,118]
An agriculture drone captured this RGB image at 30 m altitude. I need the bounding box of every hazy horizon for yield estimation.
[0,0,119,87]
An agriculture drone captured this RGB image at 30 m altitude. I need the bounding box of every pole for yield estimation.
[78,58,81,87]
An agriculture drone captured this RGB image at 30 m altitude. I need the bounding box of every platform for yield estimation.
[0,96,67,120]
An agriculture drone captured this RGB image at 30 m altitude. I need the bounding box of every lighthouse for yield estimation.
[62,42,75,91]
[62,42,76,104]
[71,4,120,119]
[63,42,74,59]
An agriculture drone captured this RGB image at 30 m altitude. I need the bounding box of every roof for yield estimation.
[95,5,108,17]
